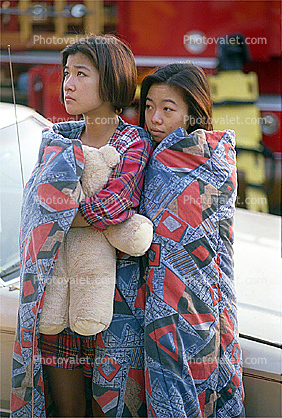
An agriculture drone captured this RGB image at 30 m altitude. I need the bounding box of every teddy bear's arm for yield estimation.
[103,213,153,257]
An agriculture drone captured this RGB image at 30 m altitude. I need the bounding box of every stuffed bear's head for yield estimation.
[81,145,120,198]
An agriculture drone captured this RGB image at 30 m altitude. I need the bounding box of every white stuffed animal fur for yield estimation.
[39,145,153,336]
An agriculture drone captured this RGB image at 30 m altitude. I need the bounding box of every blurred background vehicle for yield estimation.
[0,103,281,416]
[234,210,282,417]
[0,103,51,414]
[1,0,281,215]
[0,1,281,415]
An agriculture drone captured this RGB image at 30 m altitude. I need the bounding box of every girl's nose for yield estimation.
[151,110,162,124]
[64,75,75,91]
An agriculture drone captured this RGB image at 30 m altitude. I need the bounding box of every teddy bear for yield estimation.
[39,145,153,336]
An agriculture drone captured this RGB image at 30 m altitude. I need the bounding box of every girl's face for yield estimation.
[145,83,189,143]
[63,52,108,117]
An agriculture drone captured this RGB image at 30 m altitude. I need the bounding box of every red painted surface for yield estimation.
[28,65,76,123]
[117,0,281,60]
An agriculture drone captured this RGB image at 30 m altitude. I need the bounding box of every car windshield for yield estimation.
[0,115,48,281]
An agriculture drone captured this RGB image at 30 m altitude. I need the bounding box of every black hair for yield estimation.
[139,63,213,133]
[61,35,137,113]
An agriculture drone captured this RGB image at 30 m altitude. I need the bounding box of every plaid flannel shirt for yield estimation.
[53,117,153,231]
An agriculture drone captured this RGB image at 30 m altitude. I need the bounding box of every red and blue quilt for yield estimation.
[10,124,84,417]
[11,125,245,418]
[93,128,245,417]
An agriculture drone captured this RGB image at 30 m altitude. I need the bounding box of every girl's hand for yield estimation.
[71,211,90,227]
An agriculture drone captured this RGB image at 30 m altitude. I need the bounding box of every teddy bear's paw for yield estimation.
[38,323,66,335]
[131,222,154,256]
[72,320,107,336]
[99,145,120,168]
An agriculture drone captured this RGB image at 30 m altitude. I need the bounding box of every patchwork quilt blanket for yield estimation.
[140,128,245,417]
[11,126,245,418]
[10,126,84,417]
[93,128,245,418]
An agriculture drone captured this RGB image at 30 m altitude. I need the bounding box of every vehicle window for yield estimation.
[0,116,46,280]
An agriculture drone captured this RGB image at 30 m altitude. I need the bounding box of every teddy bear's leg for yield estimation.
[104,213,153,257]
[68,228,116,336]
[39,242,70,335]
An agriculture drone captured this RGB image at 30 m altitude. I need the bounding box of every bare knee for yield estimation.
[45,366,86,417]
[56,400,86,417]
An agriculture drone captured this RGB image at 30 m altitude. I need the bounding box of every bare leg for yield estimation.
[45,366,86,417]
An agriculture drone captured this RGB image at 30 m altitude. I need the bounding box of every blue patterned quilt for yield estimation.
[11,126,245,418]
[93,128,245,417]
[11,126,84,417]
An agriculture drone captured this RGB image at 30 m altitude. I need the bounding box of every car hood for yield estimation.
[234,209,282,347]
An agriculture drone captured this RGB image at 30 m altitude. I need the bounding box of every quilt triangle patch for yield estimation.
[149,323,179,362]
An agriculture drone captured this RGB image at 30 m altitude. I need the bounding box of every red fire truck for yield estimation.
[0,3,282,416]
[117,0,281,214]
[1,0,281,213]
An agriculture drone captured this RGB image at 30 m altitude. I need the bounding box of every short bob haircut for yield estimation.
[61,35,137,113]
[139,63,213,133]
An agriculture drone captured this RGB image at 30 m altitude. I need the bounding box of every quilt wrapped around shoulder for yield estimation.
[91,127,245,418]
[11,124,245,418]
[140,127,245,417]
[10,126,84,417]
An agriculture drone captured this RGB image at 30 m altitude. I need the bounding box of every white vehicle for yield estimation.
[235,209,282,417]
[0,103,281,416]
[0,103,51,415]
